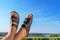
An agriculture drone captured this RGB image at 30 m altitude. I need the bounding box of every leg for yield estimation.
[2,11,19,40]
[2,27,16,40]
[13,14,33,40]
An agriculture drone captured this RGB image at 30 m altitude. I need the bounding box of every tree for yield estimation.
[49,34,58,37]
[49,34,60,40]
[32,34,45,40]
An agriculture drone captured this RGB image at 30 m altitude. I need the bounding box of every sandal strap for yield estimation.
[11,16,17,19]
[23,18,30,24]
[22,24,26,28]
[12,19,18,23]
[11,16,19,28]
[22,24,29,30]
[25,18,30,21]
[21,18,31,32]
[11,16,18,23]
[12,24,18,28]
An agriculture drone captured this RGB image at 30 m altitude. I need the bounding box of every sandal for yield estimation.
[11,11,19,29]
[21,14,33,32]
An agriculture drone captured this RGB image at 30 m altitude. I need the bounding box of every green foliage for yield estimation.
[22,34,60,40]
[22,38,32,40]
[22,38,49,40]
[49,34,58,37]
[49,34,60,40]
[32,34,44,37]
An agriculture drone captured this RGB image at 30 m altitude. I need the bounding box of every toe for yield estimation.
[26,14,33,18]
[11,11,19,18]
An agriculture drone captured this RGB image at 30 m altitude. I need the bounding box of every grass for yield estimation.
[22,37,60,40]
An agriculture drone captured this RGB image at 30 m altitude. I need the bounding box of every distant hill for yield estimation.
[0,32,60,37]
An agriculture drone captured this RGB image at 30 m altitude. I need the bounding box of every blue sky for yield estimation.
[0,0,60,33]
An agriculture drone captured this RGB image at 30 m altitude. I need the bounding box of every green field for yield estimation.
[22,34,60,40]
[22,37,60,40]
